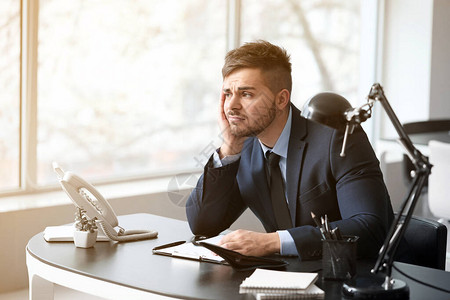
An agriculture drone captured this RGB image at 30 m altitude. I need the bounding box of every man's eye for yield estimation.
[224,93,232,98]
[242,92,252,98]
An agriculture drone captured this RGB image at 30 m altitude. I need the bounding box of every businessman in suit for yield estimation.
[186,40,393,260]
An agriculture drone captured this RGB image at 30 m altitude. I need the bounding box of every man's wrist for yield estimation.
[277,230,299,256]
[267,232,281,254]
[219,145,242,159]
[212,150,240,168]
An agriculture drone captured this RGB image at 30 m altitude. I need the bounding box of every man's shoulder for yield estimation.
[292,111,335,142]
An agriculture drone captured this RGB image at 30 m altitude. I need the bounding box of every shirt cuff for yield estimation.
[212,149,241,168]
[277,230,299,257]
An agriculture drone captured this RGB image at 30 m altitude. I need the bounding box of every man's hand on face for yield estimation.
[218,90,247,159]
[218,229,280,257]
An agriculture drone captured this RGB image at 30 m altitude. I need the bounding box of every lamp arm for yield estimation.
[368,83,433,282]
[368,83,422,165]
[372,173,428,279]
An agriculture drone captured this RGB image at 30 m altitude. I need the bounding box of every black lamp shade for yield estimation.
[301,92,352,131]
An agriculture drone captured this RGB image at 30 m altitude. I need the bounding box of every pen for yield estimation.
[319,227,329,241]
[331,227,343,240]
[152,240,185,251]
[321,217,332,240]
[310,211,322,228]
[311,212,328,240]
[330,228,338,240]
[324,214,331,233]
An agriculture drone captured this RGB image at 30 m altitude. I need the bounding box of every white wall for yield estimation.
[429,0,450,118]
[380,0,450,139]
[378,0,450,210]
[380,0,433,139]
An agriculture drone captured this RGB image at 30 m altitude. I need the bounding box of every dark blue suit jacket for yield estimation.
[186,105,393,260]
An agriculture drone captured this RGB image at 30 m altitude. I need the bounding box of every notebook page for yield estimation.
[240,269,318,291]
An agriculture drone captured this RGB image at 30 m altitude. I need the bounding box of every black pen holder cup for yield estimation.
[322,236,358,281]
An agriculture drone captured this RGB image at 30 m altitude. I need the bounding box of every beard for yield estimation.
[227,100,277,138]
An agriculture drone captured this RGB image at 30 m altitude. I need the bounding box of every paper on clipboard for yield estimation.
[152,236,226,264]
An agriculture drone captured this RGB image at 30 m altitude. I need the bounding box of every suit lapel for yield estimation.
[286,105,308,226]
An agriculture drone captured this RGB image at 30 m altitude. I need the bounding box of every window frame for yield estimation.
[20,0,39,194]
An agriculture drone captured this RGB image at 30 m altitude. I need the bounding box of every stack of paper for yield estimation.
[43,225,109,242]
[239,269,324,299]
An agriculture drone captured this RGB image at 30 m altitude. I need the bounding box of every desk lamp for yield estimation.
[302,83,432,299]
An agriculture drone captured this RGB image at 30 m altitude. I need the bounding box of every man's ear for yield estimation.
[276,89,290,109]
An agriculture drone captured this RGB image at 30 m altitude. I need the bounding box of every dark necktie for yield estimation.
[266,151,293,230]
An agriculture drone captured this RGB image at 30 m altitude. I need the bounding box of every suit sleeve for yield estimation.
[186,155,247,237]
[288,126,393,260]
[331,126,393,258]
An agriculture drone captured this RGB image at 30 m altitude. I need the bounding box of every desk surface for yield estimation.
[27,213,450,300]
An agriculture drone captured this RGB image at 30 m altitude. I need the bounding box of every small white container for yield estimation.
[73,230,98,248]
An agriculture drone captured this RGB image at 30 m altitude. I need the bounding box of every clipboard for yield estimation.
[197,241,288,271]
[152,236,288,271]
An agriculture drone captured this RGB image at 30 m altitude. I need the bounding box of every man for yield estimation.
[186,40,393,260]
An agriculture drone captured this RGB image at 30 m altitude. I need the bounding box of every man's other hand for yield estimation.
[218,229,280,257]
[218,89,246,158]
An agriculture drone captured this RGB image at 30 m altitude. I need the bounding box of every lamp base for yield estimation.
[342,276,409,299]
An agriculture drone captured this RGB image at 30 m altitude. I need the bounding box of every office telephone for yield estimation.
[53,162,158,242]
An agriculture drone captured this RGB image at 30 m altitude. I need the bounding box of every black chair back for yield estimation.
[394,215,447,270]
[403,119,450,134]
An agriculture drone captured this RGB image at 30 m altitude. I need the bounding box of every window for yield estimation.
[241,0,361,108]
[0,0,21,190]
[37,0,226,185]
[1,0,370,195]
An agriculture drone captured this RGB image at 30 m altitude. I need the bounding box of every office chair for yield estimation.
[428,140,450,222]
[402,119,450,186]
[403,119,450,135]
[394,214,447,270]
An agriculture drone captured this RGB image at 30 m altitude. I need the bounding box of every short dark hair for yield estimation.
[222,40,292,95]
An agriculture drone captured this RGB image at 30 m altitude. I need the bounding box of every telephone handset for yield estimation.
[53,162,158,242]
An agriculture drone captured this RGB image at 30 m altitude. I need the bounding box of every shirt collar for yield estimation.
[259,107,292,159]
